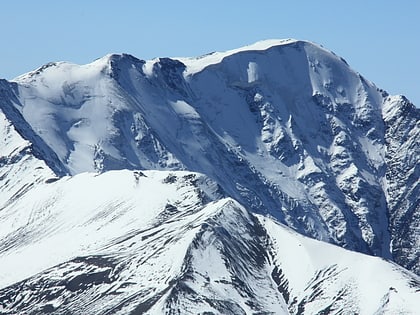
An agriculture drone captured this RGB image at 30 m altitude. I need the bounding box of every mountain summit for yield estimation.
[0,40,419,314]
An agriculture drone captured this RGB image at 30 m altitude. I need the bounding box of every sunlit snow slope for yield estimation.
[0,39,419,313]
[0,169,418,314]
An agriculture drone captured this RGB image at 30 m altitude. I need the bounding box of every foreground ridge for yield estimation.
[0,170,418,314]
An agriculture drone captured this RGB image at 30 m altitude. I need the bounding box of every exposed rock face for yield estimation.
[383,95,419,275]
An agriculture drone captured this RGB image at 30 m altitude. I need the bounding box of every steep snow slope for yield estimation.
[0,81,58,210]
[0,169,418,315]
[181,40,391,257]
[0,39,418,277]
[0,170,225,314]
[261,217,420,315]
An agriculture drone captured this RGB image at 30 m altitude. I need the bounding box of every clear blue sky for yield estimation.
[1,1,419,106]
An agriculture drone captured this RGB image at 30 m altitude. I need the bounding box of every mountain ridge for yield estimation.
[0,168,418,314]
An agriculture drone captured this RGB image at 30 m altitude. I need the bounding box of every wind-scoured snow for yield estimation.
[0,169,418,314]
[0,105,56,210]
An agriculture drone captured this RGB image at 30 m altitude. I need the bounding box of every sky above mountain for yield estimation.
[1,0,419,106]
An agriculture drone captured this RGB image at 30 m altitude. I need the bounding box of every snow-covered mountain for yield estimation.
[0,39,419,313]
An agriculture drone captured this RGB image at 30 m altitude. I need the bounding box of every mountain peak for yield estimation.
[176,38,304,76]
[176,38,354,81]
